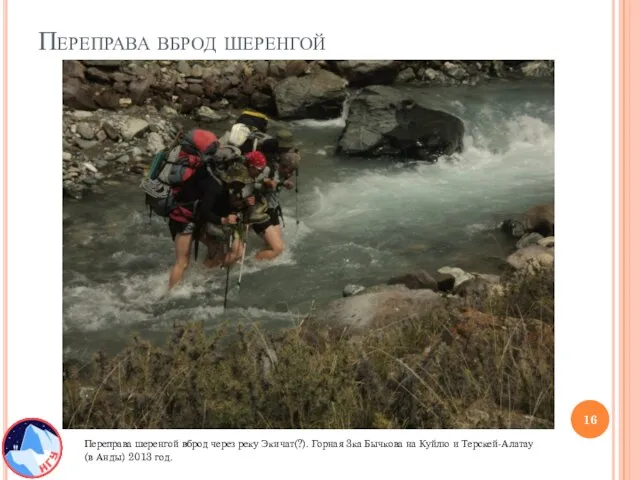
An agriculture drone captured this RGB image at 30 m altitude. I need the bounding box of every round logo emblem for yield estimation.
[2,418,63,478]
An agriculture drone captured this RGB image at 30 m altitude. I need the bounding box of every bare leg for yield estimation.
[202,234,223,269]
[255,225,284,261]
[169,233,193,289]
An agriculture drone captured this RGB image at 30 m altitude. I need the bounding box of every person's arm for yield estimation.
[197,177,225,225]
[253,167,271,192]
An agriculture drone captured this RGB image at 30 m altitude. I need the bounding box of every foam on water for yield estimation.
[303,111,553,236]
[288,96,351,129]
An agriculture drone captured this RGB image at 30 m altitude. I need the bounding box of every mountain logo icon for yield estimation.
[2,418,63,478]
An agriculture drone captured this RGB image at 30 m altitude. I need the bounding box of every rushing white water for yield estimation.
[63,79,554,360]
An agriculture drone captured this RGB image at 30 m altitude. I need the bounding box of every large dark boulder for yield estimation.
[337,85,465,160]
[273,69,348,120]
[331,60,402,87]
[63,77,98,111]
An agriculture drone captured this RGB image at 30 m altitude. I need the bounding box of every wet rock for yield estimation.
[63,182,86,199]
[284,60,308,77]
[179,94,202,114]
[113,82,127,94]
[95,91,121,110]
[395,67,416,83]
[120,118,149,140]
[523,202,554,236]
[188,83,204,96]
[423,68,451,85]
[437,267,475,288]
[196,106,223,123]
[155,71,179,92]
[82,60,122,68]
[250,91,273,112]
[538,236,554,248]
[343,284,366,297]
[453,274,502,304]
[521,61,554,78]
[273,69,348,119]
[507,245,554,270]
[252,61,269,77]
[387,270,438,290]
[76,122,95,140]
[516,232,544,249]
[112,72,133,83]
[75,139,99,149]
[83,161,98,174]
[314,286,451,334]
[177,60,192,76]
[85,67,112,84]
[63,60,85,79]
[434,273,456,292]
[334,60,401,87]
[63,78,98,111]
[102,122,120,141]
[161,106,178,117]
[492,60,506,77]
[500,219,526,238]
[337,85,464,160]
[147,132,165,153]
[443,61,468,80]
[70,111,94,120]
[190,64,204,78]
[268,61,288,78]
[129,75,155,105]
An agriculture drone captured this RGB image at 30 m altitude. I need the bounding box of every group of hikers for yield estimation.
[140,110,301,290]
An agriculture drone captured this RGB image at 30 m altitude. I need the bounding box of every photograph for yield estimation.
[61,59,555,430]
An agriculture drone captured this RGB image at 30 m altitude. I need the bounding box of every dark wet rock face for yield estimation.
[338,86,465,160]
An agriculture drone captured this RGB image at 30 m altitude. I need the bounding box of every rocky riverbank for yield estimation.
[329,200,554,330]
[62,59,553,200]
[64,60,554,117]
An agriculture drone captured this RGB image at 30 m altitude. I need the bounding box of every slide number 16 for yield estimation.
[584,415,598,425]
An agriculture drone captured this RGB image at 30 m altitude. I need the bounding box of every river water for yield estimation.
[63,79,554,361]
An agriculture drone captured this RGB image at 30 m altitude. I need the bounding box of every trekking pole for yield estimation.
[222,230,233,310]
[223,264,231,310]
[295,168,299,229]
[237,224,250,288]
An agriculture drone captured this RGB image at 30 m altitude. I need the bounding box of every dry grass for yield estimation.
[63,265,554,429]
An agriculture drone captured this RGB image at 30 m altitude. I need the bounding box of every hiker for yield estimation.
[242,150,272,224]
[199,163,257,270]
[199,152,271,269]
[163,129,239,289]
[251,130,300,261]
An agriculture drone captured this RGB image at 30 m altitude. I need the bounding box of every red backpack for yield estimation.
[141,128,221,219]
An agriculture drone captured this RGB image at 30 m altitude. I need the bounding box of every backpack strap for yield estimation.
[206,165,223,185]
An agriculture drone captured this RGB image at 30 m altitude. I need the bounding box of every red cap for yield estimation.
[245,150,266,170]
